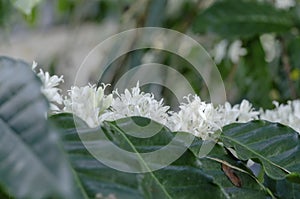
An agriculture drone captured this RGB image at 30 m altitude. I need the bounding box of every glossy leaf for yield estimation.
[105,118,226,199]
[221,120,300,180]
[0,57,76,199]
[52,114,275,198]
[189,138,272,198]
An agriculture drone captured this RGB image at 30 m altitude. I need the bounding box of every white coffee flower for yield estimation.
[238,100,260,122]
[169,97,260,140]
[168,95,222,140]
[218,100,259,126]
[102,83,170,125]
[32,61,64,112]
[260,34,277,62]
[63,84,112,128]
[213,40,247,64]
[275,0,295,9]
[217,102,240,126]
[213,39,228,64]
[260,100,300,133]
[228,40,247,64]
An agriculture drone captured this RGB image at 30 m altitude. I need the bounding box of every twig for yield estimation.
[280,37,297,99]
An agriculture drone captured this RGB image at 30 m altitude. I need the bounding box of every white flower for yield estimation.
[218,100,259,126]
[275,0,295,9]
[213,39,228,64]
[32,61,64,112]
[260,100,300,133]
[102,82,170,125]
[169,97,259,140]
[260,34,277,62]
[168,95,222,140]
[63,84,112,128]
[212,40,247,64]
[238,100,260,122]
[217,102,240,126]
[228,40,247,64]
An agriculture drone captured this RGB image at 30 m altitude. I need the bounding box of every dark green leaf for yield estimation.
[51,114,228,199]
[190,138,272,198]
[221,120,300,180]
[0,56,76,199]
[51,113,143,199]
[140,150,226,199]
[106,118,227,199]
[52,113,277,198]
[193,0,294,38]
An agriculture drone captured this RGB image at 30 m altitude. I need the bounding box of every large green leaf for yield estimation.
[52,113,274,198]
[192,0,294,38]
[140,150,226,199]
[105,118,226,199]
[221,120,300,180]
[52,114,227,198]
[0,57,76,199]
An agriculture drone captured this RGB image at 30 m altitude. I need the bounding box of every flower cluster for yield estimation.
[168,96,259,140]
[260,100,300,133]
[63,84,113,127]
[32,64,300,139]
[102,82,170,126]
[168,95,222,139]
[32,62,64,112]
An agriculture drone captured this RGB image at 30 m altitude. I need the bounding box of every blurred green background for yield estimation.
[1,0,300,109]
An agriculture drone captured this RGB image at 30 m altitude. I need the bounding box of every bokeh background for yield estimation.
[1,0,300,109]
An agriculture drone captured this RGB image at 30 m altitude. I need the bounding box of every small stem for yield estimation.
[280,37,297,99]
[226,63,238,101]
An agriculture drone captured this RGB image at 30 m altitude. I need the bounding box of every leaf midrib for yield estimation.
[221,134,290,175]
[110,123,173,199]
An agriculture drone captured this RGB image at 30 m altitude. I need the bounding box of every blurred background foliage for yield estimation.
[1,0,300,109]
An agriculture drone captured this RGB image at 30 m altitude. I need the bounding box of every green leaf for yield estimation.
[264,175,300,199]
[190,139,272,198]
[52,114,274,198]
[51,113,143,199]
[105,118,226,199]
[221,120,300,180]
[11,0,42,15]
[140,150,226,199]
[51,114,228,198]
[192,0,294,38]
[0,57,76,199]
